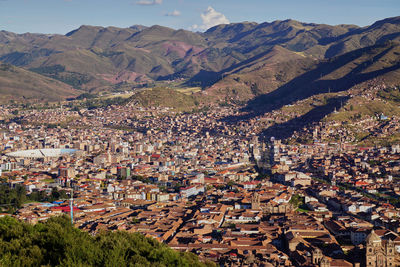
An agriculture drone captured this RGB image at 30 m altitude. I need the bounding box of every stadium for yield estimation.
[6,148,78,159]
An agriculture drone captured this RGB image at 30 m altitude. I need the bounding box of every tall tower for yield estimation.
[251,192,260,210]
[386,239,395,267]
[69,188,74,225]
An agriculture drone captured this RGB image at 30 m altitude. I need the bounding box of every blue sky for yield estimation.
[0,0,399,34]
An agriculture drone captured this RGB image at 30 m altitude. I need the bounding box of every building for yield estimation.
[180,185,204,198]
[251,192,260,209]
[117,166,131,179]
[366,230,396,267]
[59,166,75,178]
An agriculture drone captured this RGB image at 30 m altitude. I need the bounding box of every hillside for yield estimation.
[202,46,316,101]
[211,42,400,144]
[207,41,400,108]
[0,16,399,96]
[0,215,213,267]
[0,63,79,102]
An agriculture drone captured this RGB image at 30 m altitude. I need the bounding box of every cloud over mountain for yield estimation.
[190,6,229,31]
[165,10,181,17]
[136,0,162,6]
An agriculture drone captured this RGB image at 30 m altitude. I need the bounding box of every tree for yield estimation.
[227,180,235,188]
[289,194,304,208]
[0,215,214,267]
[0,184,27,213]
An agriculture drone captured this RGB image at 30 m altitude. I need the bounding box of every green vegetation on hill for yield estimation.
[0,63,78,102]
[378,85,400,102]
[30,64,92,89]
[77,96,131,110]
[325,97,400,123]
[0,216,213,267]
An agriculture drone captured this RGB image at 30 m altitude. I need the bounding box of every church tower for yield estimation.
[386,239,395,267]
[312,248,330,267]
[366,230,395,267]
[366,230,382,267]
[312,248,323,265]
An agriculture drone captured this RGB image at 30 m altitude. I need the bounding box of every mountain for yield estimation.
[0,63,79,102]
[205,41,400,104]
[202,19,359,57]
[202,16,400,59]
[0,16,399,97]
[0,25,210,91]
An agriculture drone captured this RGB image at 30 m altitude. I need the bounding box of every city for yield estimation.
[0,85,399,266]
[0,1,400,266]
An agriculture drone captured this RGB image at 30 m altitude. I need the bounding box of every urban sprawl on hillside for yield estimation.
[1,87,400,266]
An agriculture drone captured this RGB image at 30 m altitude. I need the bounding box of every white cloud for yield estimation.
[190,6,229,31]
[136,0,162,6]
[165,10,181,17]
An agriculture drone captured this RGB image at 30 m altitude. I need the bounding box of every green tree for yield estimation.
[0,184,27,213]
[0,216,214,267]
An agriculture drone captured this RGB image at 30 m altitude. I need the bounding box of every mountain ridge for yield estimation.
[0,16,399,102]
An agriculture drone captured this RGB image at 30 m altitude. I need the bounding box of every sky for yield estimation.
[0,0,399,34]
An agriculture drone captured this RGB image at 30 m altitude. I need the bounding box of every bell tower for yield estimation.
[312,248,323,265]
[386,239,395,267]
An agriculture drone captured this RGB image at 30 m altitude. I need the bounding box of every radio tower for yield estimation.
[69,187,74,225]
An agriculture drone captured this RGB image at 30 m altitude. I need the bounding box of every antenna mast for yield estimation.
[69,187,74,225]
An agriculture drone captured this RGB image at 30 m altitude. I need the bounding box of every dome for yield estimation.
[313,247,322,253]
[366,230,381,244]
